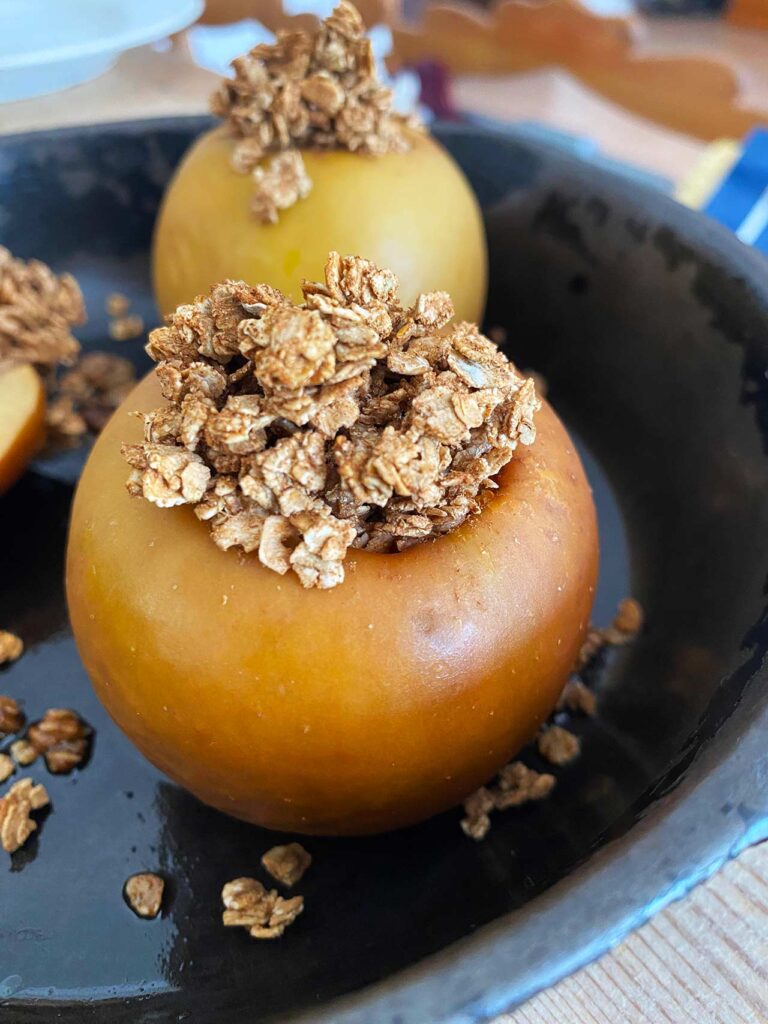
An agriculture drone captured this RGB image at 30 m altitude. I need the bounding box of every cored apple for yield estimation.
[152,127,488,324]
[67,371,597,835]
[0,363,46,494]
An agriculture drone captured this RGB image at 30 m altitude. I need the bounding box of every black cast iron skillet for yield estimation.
[0,118,767,1023]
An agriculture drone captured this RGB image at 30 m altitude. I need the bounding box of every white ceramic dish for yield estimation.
[0,0,203,102]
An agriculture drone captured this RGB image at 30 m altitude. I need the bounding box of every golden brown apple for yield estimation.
[0,363,46,494]
[152,127,487,323]
[67,372,597,835]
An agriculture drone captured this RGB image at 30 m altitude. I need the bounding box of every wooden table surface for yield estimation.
[2,19,767,1023]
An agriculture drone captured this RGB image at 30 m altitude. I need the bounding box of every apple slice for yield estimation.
[0,363,46,494]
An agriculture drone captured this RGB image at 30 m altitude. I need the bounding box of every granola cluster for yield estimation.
[124,872,165,918]
[222,877,304,939]
[123,253,539,589]
[461,762,555,840]
[210,1,419,222]
[0,778,49,854]
[28,708,92,774]
[0,247,84,367]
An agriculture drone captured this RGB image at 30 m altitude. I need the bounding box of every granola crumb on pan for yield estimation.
[210,1,422,222]
[9,739,37,767]
[108,315,145,342]
[124,252,540,589]
[261,842,312,887]
[537,724,581,766]
[460,762,555,841]
[0,696,24,736]
[124,872,165,918]
[556,678,596,716]
[221,877,304,939]
[0,754,14,783]
[28,708,92,774]
[0,777,50,854]
[0,632,24,666]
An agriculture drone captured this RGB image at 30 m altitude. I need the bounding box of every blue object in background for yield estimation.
[705,129,768,255]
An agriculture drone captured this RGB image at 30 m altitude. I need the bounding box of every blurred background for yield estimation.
[1,0,767,246]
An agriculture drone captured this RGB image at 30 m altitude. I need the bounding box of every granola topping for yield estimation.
[124,872,165,918]
[124,253,540,589]
[28,708,91,774]
[0,247,84,367]
[262,842,312,887]
[0,631,23,666]
[211,1,420,222]
[0,777,49,854]
[221,876,304,939]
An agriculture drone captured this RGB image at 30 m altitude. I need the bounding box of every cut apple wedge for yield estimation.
[0,363,46,494]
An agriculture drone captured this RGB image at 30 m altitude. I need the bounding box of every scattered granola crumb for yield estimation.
[124,872,165,918]
[460,762,555,840]
[611,596,644,639]
[0,247,84,367]
[576,596,644,669]
[0,696,24,737]
[0,753,14,783]
[126,252,540,589]
[47,352,137,445]
[211,1,421,222]
[262,842,312,887]
[493,761,556,809]
[557,678,596,717]
[28,708,91,774]
[106,292,130,317]
[0,631,23,666]
[538,724,581,766]
[459,786,494,840]
[10,739,37,767]
[0,777,49,854]
[109,314,145,342]
[222,877,304,939]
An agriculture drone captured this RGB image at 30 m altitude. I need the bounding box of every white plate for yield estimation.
[0,0,204,102]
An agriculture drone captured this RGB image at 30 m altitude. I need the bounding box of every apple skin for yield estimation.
[0,363,46,495]
[66,372,598,835]
[152,127,488,325]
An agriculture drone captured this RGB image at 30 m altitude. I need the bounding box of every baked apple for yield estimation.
[152,2,487,323]
[0,363,46,494]
[67,253,598,835]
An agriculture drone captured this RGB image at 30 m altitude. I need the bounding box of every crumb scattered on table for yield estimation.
[261,842,312,887]
[222,877,304,939]
[0,777,49,854]
[124,872,165,918]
